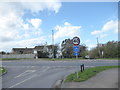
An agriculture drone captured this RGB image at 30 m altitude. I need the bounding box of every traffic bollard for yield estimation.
[82,64,84,71]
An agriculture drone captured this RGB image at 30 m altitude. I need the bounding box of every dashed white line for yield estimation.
[14,70,36,78]
[9,74,37,88]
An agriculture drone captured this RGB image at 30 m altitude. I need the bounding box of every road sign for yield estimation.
[72,36,80,46]
[74,52,78,56]
[73,46,80,52]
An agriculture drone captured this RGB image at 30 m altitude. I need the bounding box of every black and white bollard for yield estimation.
[81,64,85,72]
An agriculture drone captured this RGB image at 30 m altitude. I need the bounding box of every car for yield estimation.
[85,55,90,59]
[85,55,96,59]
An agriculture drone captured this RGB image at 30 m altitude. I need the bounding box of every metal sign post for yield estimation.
[72,36,80,79]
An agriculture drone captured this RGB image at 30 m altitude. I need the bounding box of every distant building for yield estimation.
[34,45,53,58]
[0,51,6,55]
[12,48,34,54]
[11,45,59,58]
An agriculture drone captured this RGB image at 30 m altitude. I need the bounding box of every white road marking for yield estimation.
[14,70,36,78]
[9,67,50,88]
[40,66,50,73]
[9,74,37,88]
[31,66,35,68]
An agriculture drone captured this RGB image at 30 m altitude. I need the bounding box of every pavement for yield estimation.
[0,59,119,88]
[61,68,119,88]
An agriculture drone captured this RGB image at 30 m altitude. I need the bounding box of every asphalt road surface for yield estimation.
[1,59,119,88]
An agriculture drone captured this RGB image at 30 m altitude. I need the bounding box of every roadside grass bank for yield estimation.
[65,65,120,82]
[96,58,120,60]
[0,67,7,76]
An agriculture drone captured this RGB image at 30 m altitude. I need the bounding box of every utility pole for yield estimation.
[96,37,100,58]
[97,37,99,46]
[52,30,54,59]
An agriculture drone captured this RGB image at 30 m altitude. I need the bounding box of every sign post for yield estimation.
[72,36,80,59]
[72,36,80,79]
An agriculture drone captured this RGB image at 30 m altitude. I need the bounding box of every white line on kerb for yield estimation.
[9,75,37,88]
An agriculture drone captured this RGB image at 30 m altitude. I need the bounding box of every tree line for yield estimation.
[61,38,119,59]
[89,41,120,59]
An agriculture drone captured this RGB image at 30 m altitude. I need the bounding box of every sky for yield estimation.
[0,1,119,52]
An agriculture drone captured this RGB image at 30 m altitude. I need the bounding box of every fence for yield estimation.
[0,54,35,59]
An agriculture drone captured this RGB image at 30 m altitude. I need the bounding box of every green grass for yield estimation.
[0,67,6,76]
[65,65,120,82]
[97,58,120,60]
[1,58,21,60]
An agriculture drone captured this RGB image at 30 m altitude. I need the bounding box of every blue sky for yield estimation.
[0,1,118,52]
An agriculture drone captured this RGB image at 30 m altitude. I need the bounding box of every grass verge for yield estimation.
[65,65,120,82]
[96,58,120,60]
[0,67,6,76]
[1,58,21,60]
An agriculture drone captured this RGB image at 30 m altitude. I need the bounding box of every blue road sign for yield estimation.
[73,46,80,52]
[74,52,78,56]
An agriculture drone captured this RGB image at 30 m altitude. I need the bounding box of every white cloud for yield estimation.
[54,22,82,39]
[0,1,61,15]
[87,44,97,50]
[30,19,42,29]
[85,40,91,43]
[84,40,97,50]
[99,34,108,38]
[64,22,71,26]
[0,12,23,42]
[0,1,62,51]
[102,20,118,32]
[91,20,118,36]
[19,1,61,13]
[23,24,30,30]
[91,30,102,35]
[0,37,46,52]
[0,11,43,42]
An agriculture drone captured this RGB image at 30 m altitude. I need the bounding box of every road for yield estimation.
[1,59,119,88]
